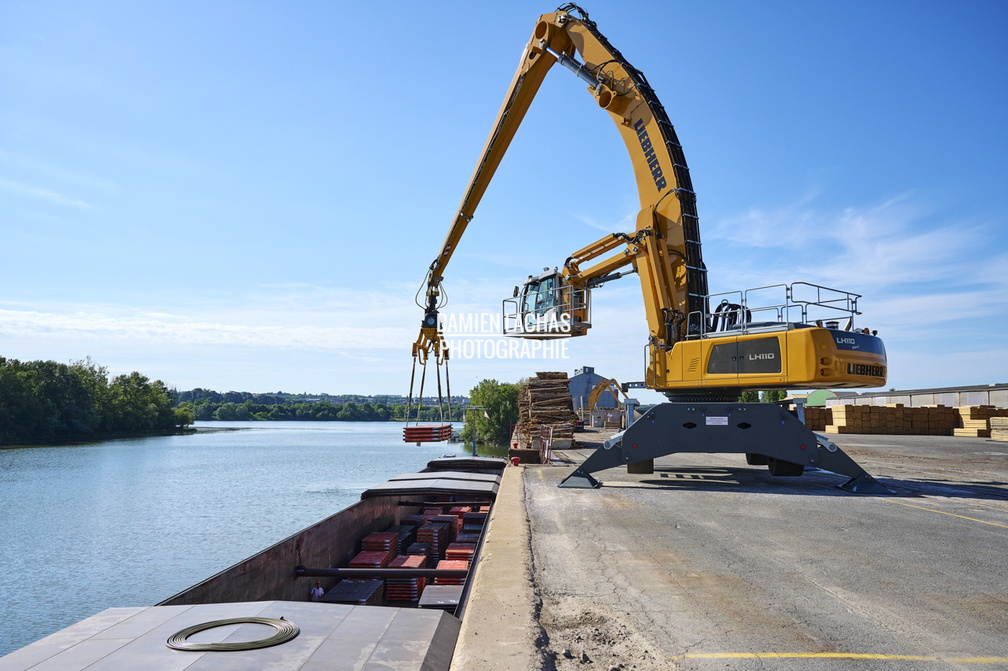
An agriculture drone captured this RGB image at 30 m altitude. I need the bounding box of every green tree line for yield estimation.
[0,357,191,445]
[176,389,467,423]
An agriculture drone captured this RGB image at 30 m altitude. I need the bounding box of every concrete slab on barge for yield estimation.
[0,601,460,671]
[427,457,507,473]
[362,473,500,500]
[387,471,500,483]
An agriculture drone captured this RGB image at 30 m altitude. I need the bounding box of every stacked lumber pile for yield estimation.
[801,406,833,431]
[824,404,959,435]
[953,405,1008,438]
[991,417,1008,442]
[514,371,577,449]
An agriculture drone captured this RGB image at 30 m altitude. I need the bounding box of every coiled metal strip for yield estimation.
[166,616,299,652]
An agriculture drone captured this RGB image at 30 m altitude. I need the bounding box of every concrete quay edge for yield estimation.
[450,464,543,671]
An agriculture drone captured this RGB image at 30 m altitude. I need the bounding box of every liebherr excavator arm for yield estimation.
[411,4,893,494]
[412,2,708,367]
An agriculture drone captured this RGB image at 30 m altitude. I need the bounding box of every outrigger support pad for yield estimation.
[557,468,603,489]
[840,473,895,495]
[559,431,625,488]
[558,402,895,494]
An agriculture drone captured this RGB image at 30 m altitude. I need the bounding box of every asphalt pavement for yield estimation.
[455,432,1008,671]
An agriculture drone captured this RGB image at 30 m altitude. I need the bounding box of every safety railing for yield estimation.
[537,424,554,464]
[685,282,863,340]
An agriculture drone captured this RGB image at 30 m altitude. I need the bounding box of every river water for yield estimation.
[0,421,470,656]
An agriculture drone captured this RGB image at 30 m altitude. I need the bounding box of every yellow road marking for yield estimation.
[887,500,1008,529]
[676,652,1008,663]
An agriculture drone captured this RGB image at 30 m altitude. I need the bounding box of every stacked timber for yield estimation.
[953,405,1008,438]
[821,404,1008,436]
[514,371,578,450]
[801,406,833,431]
[991,417,1008,442]
[824,404,959,435]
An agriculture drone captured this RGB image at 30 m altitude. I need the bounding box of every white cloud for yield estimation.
[0,149,118,191]
[0,307,409,350]
[0,284,421,352]
[706,189,823,249]
[704,193,1007,315]
[0,177,91,208]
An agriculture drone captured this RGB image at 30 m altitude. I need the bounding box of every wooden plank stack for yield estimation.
[802,406,833,431]
[991,417,1008,442]
[953,405,1008,438]
[820,404,1007,436]
[824,404,959,435]
[514,371,578,449]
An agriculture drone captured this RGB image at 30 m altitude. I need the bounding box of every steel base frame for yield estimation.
[559,402,894,495]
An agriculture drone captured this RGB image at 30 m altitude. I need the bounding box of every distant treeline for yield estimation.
[175,388,468,422]
[0,357,192,445]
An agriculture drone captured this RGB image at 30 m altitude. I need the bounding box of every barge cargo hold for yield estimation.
[0,457,505,671]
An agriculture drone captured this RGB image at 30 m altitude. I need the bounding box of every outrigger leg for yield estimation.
[559,403,894,495]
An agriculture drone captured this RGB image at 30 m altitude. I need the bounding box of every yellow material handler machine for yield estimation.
[411,4,892,494]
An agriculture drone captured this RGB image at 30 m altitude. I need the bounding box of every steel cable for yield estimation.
[166,617,299,652]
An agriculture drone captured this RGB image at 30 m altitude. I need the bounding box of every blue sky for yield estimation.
[2,0,1006,403]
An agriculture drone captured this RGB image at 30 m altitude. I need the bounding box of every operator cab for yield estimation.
[502,268,591,338]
